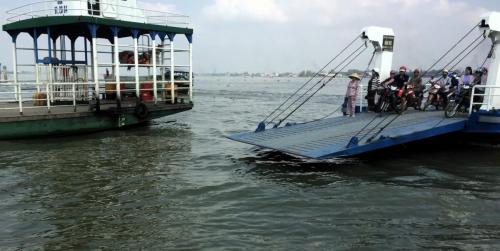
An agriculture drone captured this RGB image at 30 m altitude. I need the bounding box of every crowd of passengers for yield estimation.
[343,65,489,117]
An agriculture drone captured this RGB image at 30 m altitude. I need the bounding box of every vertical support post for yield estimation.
[46,81,51,112]
[161,40,165,84]
[47,27,55,102]
[72,82,76,112]
[88,25,100,106]
[168,33,176,104]
[47,27,52,65]
[158,32,167,101]
[52,39,57,59]
[84,38,88,65]
[150,32,158,104]
[35,65,40,93]
[12,34,22,114]
[132,30,140,99]
[71,38,76,65]
[187,34,193,101]
[33,29,40,93]
[112,27,121,101]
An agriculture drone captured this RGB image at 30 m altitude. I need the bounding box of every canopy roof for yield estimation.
[3,16,193,40]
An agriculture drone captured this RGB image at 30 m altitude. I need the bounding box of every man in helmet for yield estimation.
[366,68,380,111]
[408,68,424,109]
[393,66,410,89]
[389,66,410,109]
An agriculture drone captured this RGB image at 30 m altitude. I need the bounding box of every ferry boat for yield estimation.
[0,0,193,139]
[229,12,500,159]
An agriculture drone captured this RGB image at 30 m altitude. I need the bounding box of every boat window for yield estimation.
[88,0,101,16]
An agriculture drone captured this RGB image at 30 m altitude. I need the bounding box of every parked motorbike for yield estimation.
[376,85,405,114]
[423,83,444,111]
[445,85,472,118]
[404,84,422,110]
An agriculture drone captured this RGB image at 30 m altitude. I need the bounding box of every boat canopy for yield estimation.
[3,16,193,41]
[3,0,193,40]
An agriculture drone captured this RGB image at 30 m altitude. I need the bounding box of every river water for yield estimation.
[1,76,499,250]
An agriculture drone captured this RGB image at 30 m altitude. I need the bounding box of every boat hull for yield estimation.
[0,103,192,140]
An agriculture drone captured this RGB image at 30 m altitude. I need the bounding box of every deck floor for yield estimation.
[0,100,192,122]
[228,111,468,159]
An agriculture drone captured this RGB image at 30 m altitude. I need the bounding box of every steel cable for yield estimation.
[262,34,361,123]
[268,42,367,126]
[274,45,369,127]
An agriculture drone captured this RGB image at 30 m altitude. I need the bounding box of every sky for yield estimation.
[1,0,499,73]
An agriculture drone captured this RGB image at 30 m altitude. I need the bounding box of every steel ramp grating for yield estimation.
[228,111,467,159]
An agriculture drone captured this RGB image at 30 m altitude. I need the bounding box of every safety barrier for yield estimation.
[469,85,500,114]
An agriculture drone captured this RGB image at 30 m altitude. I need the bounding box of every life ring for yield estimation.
[134,103,149,119]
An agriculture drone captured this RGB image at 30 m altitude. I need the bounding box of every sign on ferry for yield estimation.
[54,1,68,15]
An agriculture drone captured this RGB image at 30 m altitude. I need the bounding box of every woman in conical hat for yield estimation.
[345,73,361,117]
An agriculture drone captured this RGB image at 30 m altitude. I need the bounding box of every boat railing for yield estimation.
[6,0,190,28]
[0,81,93,114]
[0,76,191,115]
[469,85,500,115]
[0,62,191,115]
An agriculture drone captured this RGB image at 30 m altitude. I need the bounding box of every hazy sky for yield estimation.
[1,0,499,73]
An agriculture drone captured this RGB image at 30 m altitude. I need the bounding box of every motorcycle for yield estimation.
[423,83,444,111]
[404,84,422,110]
[445,85,472,118]
[376,85,405,114]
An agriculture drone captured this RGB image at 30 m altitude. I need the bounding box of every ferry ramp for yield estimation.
[228,111,467,159]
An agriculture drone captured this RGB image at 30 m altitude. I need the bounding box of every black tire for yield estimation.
[134,103,149,119]
[395,102,405,114]
[375,98,384,113]
[423,96,432,111]
[445,102,459,118]
[378,100,388,113]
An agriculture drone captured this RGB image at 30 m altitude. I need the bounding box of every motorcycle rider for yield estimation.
[366,68,380,111]
[431,69,451,107]
[408,68,424,109]
[393,66,410,89]
[381,70,396,88]
[449,71,461,96]
[375,70,396,112]
[382,66,409,111]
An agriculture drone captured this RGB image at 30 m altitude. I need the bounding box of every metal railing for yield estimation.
[469,85,500,115]
[0,80,189,114]
[6,0,190,28]
[0,64,191,115]
[0,81,93,114]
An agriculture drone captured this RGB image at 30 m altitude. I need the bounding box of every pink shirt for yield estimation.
[346,80,359,97]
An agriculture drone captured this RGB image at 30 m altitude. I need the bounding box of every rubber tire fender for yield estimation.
[135,103,149,119]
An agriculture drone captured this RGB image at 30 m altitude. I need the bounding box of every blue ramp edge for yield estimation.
[227,111,467,159]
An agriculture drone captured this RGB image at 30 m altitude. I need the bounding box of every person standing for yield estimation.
[366,68,380,111]
[345,73,361,117]
[461,66,475,87]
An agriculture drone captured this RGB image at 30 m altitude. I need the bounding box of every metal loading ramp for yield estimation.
[228,111,467,159]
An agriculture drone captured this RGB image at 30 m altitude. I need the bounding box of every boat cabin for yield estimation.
[2,0,193,116]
